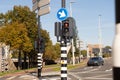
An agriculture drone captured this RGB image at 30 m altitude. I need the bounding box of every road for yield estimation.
[69,58,112,80]
[0,58,112,80]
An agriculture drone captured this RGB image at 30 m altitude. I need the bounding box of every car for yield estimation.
[87,56,104,66]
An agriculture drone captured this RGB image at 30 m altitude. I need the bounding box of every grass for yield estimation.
[51,61,87,71]
[0,70,21,76]
[0,68,36,77]
[0,60,87,77]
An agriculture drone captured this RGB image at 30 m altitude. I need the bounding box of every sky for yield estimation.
[0,0,115,47]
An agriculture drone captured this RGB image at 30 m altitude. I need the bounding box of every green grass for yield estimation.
[0,68,36,77]
[0,70,21,76]
[52,62,86,71]
[0,61,87,77]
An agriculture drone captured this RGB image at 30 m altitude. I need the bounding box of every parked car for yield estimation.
[87,57,104,66]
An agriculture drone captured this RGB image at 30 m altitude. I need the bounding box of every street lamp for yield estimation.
[69,1,76,65]
[70,1,75,17]
[98,15,103,57]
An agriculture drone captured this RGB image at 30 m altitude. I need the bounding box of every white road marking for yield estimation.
[84,73,112,80]
[77,68,99,74]
[69,72,82,80]
[6,76,16,80]
[105,68,112,72]
[84,77,112,80]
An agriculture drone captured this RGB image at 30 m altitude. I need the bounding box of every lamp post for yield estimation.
[69,1,76,66]
[98,15,103,57]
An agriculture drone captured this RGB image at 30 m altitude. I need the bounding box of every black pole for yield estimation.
[113,0,120,80]
[37,10,42,79]
[62,0,66,8]
[61,0,67,80]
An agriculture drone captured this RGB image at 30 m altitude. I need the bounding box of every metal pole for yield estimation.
[61,0,67,80]
[62,0,65,8]
[79,40,81,63]
[69,1,75,65]
[61,40,67,80]
[72,39,75,65]
[113,0,120,80]
[37,9,42,79]
[69,1,75,17]
[98,15,102,57]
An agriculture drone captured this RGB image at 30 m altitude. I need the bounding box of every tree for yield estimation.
[0,6,38,69]
[53,43,60,58]
[81,50,87,57]
[0,22,32,69]
[105,46,112,49]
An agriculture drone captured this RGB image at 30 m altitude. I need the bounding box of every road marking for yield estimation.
[84,73,112,80]
[6,76,16,80]
[77,68,99,74]
[19,75,38,80]
[84,67,93,70]
[84,77,112,80]
[69,72,82,80]
[105,68,112,72]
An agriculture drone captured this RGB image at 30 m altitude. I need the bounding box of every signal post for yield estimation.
[55,0,76,79]
[32,0,50,79]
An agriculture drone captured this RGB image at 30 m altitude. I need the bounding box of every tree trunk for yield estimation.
[23,52,27,69]
[18,50,22,70]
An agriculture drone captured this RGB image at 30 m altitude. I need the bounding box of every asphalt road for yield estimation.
[0,58,113,80]
[69,57,112,80]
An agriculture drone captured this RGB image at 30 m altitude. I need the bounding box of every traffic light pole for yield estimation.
[61,38,67,80]
[37,11,42,79]
[62,0,65,8]
[61,0,68,80]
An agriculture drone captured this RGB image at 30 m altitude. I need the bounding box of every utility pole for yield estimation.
[113,0,120,80]
[98,15,102,57]
[70,1,75,65]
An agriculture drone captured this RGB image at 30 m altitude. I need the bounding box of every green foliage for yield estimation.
[81,50,87,57]
[0,5,61,67]
[105,46,112,49]
[0,22,32,52]
[75,48,80,56]
[53,43,60,58]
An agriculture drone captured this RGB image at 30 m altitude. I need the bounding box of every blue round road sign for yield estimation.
[57,8,68,21]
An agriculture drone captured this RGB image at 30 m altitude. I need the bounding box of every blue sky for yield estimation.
[0,0,115,46]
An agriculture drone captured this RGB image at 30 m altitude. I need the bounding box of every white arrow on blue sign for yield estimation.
[57,8,68,21]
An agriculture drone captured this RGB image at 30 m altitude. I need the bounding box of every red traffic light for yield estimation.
[64,21,69,28]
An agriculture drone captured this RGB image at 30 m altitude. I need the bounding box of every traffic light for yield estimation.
[35,38,45,53]
[62,17,76,38]
[39,38,45,53]
[62,20,69,37]
[55,22,62,42]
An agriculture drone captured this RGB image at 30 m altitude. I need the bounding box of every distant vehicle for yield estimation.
[87,57,104,66]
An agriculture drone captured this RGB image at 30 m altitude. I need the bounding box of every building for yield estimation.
[87,44,103,57]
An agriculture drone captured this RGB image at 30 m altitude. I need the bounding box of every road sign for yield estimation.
[38,5,50,16]
[32,0,50,11]
[32,1,38,11]
[57,8,68,21]
[38,0,50,8]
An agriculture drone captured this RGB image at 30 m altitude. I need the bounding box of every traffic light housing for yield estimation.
[39,38,45,53]
[35,38,45,53]
[62,17,76,38]
[62,20,69,37]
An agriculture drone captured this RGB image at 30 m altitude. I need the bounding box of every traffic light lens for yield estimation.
[64,23,69,28]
